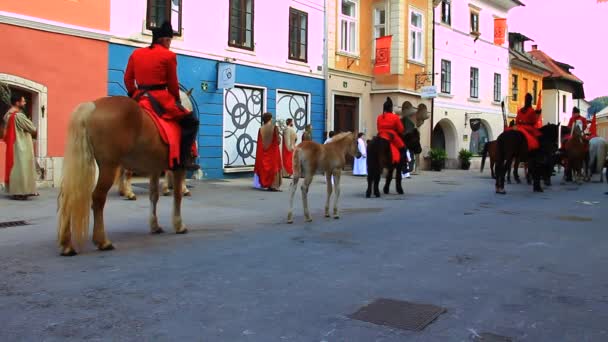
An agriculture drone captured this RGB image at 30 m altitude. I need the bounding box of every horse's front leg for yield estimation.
[119,169,137,200]
[325,171,333,218]
[162,171,171,196]
[92,165,116,251]
[332,171,342,219]
[366,173,373,198]
[149,174,164,234]
[287,174,300,223]
[171,169,188,234]
[531,163,543,192]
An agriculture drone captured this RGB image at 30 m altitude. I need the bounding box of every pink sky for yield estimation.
[508,0,608,100]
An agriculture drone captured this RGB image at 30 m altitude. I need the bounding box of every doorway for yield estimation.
[333,95,359,169]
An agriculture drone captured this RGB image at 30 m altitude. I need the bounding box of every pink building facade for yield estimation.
[108,0,326,178]
[432,0,522,167]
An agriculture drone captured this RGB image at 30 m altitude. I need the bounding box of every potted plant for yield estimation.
[458,149,474,170]
[428,148,447,171]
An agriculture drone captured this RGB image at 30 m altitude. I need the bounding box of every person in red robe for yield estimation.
[515,93,542,150]
[254,112,282,191]
[281,118,297,177]
[377,97,406,167]
[124,20,199,170]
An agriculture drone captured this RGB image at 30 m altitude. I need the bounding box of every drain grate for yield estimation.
[348,298,446,331]
[0,220,28,229]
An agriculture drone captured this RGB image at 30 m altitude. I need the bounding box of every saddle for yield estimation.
[136,96,182,169]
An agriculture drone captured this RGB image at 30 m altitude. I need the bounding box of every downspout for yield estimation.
[323,0,329,142]
[429,3,436,149]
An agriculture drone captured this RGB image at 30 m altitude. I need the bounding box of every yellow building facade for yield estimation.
[508,33,549,119]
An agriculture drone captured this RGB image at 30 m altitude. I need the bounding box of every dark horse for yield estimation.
[494,124,559,194]
[366,128,422,198]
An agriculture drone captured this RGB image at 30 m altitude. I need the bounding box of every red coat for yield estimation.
[515,107,541,150]
[124,44,189,120]
[515,107,538,126]
[567,115,587,132]
[377,112,405,164]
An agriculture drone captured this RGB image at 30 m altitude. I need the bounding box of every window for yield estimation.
[493,73,501,102]
[339,0,358,54]
[146,0,182,36]
[563,94,567,113]
[441,60,451,94]
[523,78,529,97]
[470,11,479,34]
[229,0,254,50]
[372,5,386,54]
[511,74,518,101]
[441,0,451,25]
[409,8,424,62]
[288,8,308,62]
[470,67,479,99]
[532,80,538,105]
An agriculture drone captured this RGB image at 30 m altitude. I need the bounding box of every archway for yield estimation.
[469,119,492,155]
[433,118,458,159]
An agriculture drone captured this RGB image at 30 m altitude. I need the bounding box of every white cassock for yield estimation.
[353,138,367,176]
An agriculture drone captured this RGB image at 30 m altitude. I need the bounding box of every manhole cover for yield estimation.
[473,332,512,342]
[557,215,592,222]
[0,220,28,229]
[348,298,446,331]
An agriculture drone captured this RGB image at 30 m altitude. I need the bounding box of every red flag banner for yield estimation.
[494,18,507,45]
[374,36,391,75]
[599,0,608,3]
[589,114,598,138]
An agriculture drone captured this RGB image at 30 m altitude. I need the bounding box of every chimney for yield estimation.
[532,44,538,50]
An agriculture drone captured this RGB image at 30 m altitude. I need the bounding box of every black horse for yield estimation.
[494,124,559,194]
[366,128,422,198]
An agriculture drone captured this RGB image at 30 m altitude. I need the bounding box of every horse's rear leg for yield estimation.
[302,174,314,222]
[171,170,188,234]
[383,168,393,194]
[324,171,333,218]
[92,165,117,251]
[332,171,342,219]
[149,174,163,234]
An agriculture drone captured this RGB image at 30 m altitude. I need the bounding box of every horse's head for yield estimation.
[179,88,194,112]
[404,128,422,155]
[539,123,559,146]
[333,131,361,159]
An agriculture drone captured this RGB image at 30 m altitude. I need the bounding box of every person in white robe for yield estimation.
[353,133,367,176]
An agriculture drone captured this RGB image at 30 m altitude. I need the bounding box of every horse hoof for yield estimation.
[383,188,389,195]
[60,247,77,257]
[534,188,544,193]
[365,191,371,198]
[98,243,115,251]
[325,214,330,218]
[374,193,381,198]
[287,219,293,224]
[333,215,340,220]
[176,228,188,235]
[397,189,404,195]
[162,191,171,196]
[126,194,136,201]
[151,228,165,234]
[495,190,506,195]
[305,217,313,223]
[183,191,191,197]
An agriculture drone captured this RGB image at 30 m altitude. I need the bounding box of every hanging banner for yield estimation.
[374,36,392,75]
[494,18,507,45]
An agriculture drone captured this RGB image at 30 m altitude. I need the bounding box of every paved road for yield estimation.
[0,170,606,341]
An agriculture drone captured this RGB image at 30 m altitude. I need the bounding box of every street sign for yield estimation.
[420,85,437,99]
[217,63,235,89]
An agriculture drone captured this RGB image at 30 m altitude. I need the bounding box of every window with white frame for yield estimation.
[409,8,424,63]
[372,4,386,55]
[441,59,451,94]
[493,73,501,102]
[470,67,479,99]
[339,0,358,54]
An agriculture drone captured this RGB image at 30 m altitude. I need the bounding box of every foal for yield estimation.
[287,132,360,223]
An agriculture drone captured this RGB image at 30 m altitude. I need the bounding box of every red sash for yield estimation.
[3,111,17,184]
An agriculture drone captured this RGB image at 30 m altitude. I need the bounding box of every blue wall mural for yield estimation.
[108,43,325,179]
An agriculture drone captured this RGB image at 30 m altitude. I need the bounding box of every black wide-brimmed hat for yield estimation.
[152,21,174,42]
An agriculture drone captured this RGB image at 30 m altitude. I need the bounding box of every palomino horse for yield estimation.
[57,90,194,256]
[494,124,558,194]
[587,136,607,183]
[563,124,587,185]
[114,167,189,200]
[287,132,360,223]
[365,129,422,198]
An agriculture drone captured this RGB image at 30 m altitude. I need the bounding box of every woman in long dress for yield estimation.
[353,133,367,176]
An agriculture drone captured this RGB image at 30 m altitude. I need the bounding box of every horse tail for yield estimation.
[292,147,302,177]
[57,102,97,252]
[480,142,489,172]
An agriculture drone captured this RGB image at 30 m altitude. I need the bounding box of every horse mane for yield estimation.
[329,132,353,143]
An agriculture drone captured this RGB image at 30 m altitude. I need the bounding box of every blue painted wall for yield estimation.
[108,43,325,179]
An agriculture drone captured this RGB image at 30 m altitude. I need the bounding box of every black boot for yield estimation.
[399,148,409,173]
[179,114,200,171]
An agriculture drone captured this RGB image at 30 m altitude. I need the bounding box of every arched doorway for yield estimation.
[433,118,458,159]
[469,119,492,155]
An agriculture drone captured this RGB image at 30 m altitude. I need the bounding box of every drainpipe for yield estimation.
[323,0,329,142]
[429,3,436,149]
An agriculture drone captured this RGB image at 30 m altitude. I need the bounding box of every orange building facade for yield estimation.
[326,0,434,162]
[0,1,109,187]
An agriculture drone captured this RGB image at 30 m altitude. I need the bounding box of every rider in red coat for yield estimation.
[566,107,587,134]
[515,93,541,150]
[377,97,406,167]
[124,21,199,170]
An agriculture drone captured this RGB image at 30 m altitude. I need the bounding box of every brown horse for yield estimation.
[287,132,360,223]
[563,124,587,185]
[57,90,194,256]
[481,140,525,184]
